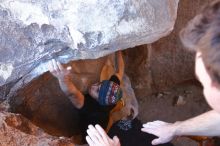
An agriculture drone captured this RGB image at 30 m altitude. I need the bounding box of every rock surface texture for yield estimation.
[0,111,75,146]
[0,0,179,91]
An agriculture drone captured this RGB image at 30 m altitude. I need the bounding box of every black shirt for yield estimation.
[78,75,120,142]
[108,118,174,146]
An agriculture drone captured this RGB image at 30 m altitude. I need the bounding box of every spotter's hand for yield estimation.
[86,125,121,146]
[141,120,176,145]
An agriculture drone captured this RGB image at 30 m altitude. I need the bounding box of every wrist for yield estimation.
[173,121,182,136]
[58,75,71,83]
[58,76,73,90]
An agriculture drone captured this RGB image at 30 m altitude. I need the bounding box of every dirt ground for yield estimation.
[137,80,212,146]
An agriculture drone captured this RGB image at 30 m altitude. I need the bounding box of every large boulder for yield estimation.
[0,0,179,94]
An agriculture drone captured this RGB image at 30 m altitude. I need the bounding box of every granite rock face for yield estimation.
[0,0,179,91]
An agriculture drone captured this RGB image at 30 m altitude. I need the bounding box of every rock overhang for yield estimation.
[0,0,179,95]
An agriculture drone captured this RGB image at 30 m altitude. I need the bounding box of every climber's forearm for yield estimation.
[58,78,84,109]
[115,51,124,82]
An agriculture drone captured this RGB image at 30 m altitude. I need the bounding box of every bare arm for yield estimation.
[174,110,220,136]
[115,51,124,82]
[142,110,220,145]
[48,59,84,109]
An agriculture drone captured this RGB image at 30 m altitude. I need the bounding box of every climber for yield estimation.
[47,51,124,143]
